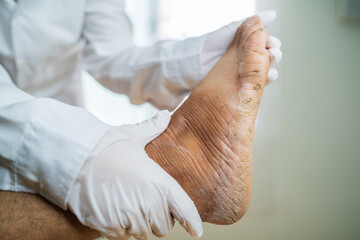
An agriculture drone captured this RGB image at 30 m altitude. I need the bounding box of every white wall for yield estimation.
[158,0,360,239]
[264,1,360,239]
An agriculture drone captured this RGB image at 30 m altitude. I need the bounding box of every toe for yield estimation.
[234,17,268,53]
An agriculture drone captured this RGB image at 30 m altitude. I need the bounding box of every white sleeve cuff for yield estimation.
[14,99,110,209]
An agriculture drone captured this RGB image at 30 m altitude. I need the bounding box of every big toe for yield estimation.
[233,16,268,55]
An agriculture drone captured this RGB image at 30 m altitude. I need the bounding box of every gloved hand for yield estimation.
[67,110,202,240]
[200,10,282,85]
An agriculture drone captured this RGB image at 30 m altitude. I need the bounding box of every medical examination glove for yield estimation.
[200,10,282,84]
[67,110,202,240]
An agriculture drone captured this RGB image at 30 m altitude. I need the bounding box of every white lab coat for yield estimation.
[0,0,204,208]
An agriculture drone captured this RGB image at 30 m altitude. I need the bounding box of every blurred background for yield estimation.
[85,0,360,239]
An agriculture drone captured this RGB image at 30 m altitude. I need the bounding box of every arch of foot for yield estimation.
[145,16,269,225]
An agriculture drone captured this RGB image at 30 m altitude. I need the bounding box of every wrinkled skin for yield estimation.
[0,16,269,238]
[146,16,269,224]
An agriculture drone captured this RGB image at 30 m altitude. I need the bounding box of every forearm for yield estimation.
[0,65,110,208]
[85,38,204,110]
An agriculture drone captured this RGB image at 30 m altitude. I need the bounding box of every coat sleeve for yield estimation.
[82,0,205,110]
[0,65,110,209]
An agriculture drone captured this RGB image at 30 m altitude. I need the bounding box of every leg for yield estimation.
[145,16,269,224]
[0,16,269,236]
[0,191,101,240]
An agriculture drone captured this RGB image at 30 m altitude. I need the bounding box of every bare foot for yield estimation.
[0,16,269,237]
[145,16,270,224]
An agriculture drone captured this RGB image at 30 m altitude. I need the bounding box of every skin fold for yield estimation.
[0,16,269,238]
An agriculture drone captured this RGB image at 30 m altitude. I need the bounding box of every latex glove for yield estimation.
[200,10,282,85]
[67,110,202,240]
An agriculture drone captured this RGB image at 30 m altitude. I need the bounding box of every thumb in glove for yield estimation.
[201,10,282,84]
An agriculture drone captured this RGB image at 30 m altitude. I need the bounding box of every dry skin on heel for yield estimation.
[145,16,270,224]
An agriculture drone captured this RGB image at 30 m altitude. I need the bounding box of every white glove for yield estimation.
[200,10,283,85]
[67,110,202,240]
